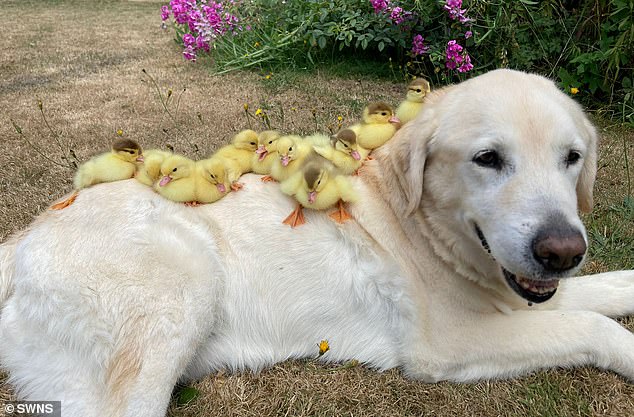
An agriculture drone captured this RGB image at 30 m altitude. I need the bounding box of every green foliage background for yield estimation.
[170,0,634,124]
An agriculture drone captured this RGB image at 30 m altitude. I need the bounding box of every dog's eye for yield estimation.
[566,150,582,167]
[473,150,503,170]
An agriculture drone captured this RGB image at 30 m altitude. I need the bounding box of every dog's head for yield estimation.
[384,69,598,304]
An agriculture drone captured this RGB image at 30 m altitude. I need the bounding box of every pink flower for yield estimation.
[390,6,404,24]
[465,30,473,39]
[370,0,390,13]
[411,34,430,55]
[161,5,170,21]
[445,40,474,72]
[444,0,472,24]
[196,35,210,52]
[182,33,196,47]
[458,54,473,72]
[183,46,197,61]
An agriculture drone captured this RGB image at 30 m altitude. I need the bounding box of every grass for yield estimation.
[0,1,633,417]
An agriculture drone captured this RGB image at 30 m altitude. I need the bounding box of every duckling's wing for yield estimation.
[280,170,304,196]
[334,175,359,203]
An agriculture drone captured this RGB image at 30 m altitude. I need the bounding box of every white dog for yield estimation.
[1,69,633,417]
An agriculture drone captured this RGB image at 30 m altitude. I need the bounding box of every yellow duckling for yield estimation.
[252,130,281,178]
[154,154,197,203]
[212,129,259,190]
[280,160,358,228]
[73,139,144,189]
[269,135,314,182]
[395,78,431,124]
[313,129,365,175]
[195,158,231,204]
[135,149,173,187]
[349,102,401,150]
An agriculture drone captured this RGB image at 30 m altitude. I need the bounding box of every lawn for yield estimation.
[0,1,633,416]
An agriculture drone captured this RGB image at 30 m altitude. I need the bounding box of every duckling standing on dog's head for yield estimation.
[395,78,431,124]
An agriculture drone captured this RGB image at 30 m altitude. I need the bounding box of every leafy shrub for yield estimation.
[161,0,634,123]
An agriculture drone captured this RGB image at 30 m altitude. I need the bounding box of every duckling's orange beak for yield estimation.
[351,150,361,160]
[308,191,317,204]
[389,116,401,125]
[255,145,268,161]
[216,183,226,193]
[136,155,145,163]
[159,175,172,186]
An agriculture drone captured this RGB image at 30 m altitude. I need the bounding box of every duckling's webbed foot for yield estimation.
[329,200,352,224]
[282,204,306,228]
[231,182,244,191]
[50,191,79,211]
[261,175,276,183]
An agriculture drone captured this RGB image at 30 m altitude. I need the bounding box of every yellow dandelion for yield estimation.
[243,103,249,111]
[116,129,123,136]
[265,74,272,80]
[255,108,263,117]
[318,340,330,356]
[570,87,579,95]
[337,115,343,122]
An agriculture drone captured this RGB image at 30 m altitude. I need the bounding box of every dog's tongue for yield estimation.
[256,145,268,161]
[217,183,226,193]
[308,191,317,204]
[281,155,290,166]
[159,176,172,187]
[351,150,361,160]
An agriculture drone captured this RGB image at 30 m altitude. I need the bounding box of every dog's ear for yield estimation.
[387,104,439,217]
[576,116,598,213]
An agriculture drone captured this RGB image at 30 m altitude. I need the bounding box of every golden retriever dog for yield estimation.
[1,69,633,417]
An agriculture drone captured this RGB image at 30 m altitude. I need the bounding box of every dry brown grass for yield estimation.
[0,1,633,417]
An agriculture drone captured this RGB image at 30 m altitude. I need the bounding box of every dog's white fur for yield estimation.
[1,69,634,416]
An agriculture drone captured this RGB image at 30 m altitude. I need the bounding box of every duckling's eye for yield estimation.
[415,89,422,93]
[127,150,135,154]
[268,140,273,144]
[288,147,293,151]
[210,174,216,179]
[342,142,349,148]
[381,112,387,116]
[172,167,178,172]
[250,142,256,145]
[317,180,321,185]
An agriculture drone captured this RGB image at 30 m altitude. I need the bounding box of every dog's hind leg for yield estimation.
[544,270,634,317]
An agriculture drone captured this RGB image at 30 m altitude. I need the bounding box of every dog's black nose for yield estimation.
[532,229,586,272]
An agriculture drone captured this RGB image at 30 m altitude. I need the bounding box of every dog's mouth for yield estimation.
[475,225,559,304]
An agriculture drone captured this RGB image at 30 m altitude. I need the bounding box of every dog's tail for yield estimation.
[0,239,17,308]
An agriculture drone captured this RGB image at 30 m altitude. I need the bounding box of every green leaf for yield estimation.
[378,41,385,52]
[176,386,200,406]
[318,36,327,49]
